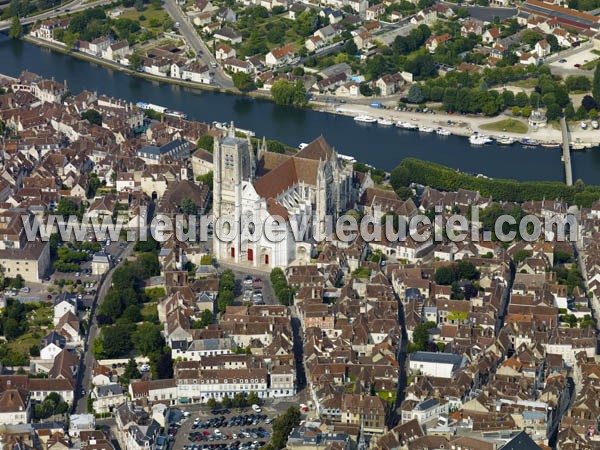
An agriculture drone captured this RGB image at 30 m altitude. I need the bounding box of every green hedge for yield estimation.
[390,158,600,206]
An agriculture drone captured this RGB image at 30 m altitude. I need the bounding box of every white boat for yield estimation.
[136,101,167,114]
[377,117,394,126]
[419,126,434,133]
[165,109,187,119]
[298,143,308,150]
[469,133,493,145]
[592,120,599,129]
[540,141,560,148]
[496,135,515,145]
[436,127,450,136]
[354,115,377,123]
[580,121,588,130]
[397,121,417,130]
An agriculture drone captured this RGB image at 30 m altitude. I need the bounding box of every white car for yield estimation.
[251,404,262,413]
[232,434,238,440]
[140,363,151,372]
[214,429,221,435]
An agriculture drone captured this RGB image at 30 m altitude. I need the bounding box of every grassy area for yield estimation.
[141,302,158,322]
[29,305,53,328]
[7,331,40,356]
[121,7,170,30]
[581,58,600,71]
[508,78,538,89]
[480,118,528,134]
[377,390,397,407]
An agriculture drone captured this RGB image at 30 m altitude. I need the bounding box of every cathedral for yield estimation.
[213,124,363,268]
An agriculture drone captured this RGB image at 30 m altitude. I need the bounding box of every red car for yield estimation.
[574,63,581,68]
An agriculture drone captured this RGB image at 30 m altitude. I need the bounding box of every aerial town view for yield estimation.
[2,0,600,447]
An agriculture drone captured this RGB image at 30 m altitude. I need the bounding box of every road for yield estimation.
[74,242,134,414]
[0,0,112,31]
[560,117,573,186]
[163,0,235,90]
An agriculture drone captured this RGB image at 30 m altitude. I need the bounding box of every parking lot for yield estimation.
[170,407,274,450]
[548,46,599,73]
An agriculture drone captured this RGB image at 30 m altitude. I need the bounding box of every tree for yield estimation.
[56,198,81,218]
[132,322,164,356]
[232,72,255,91]
[594,62,600,105]
[102,324,132,358]
[129,51,143,70]
[218,290,235,312]
[271,406,301,449]
[434,266,455,285]
[91,337,105,359]
[200,309,213,326]
[582,95,597,112]
[513,249,532,265]
[546,103,561,121]
[82,109,102,126]
[197,171,213,186]
[122,358,141,382]
[121,304,143,323]
[152,350,173,379]
[343,38,358,55]
[221,395,232,408]
[457,260,479,280]
[247,391,260,406]
[412,324,430,351]
[407,83,424,104]
[29,344,40,357]
[197,135,214,152]
[359,83,373,97]
[271,80,307,107]
[8,17,22,39]
[565,103,575,120]
[181,197,198,215]
[207,398,217,408]
[3,318,20,340]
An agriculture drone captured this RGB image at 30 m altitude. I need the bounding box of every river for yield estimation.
[2,36,600,184]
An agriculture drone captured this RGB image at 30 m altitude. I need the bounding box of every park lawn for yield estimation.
[141,302,158,321]
[508,78,538,89]
[7,331,40,356]
[29,304,53,328]
[121,7,170,30]
[480,118,528,134]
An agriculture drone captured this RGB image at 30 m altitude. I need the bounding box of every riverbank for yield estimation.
[314,100,600,150]
[23,35,312,107]
[19,36,600,150]
[8,36,600,183]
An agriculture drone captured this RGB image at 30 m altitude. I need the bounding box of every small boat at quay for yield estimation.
[397,121,418,130]
[519,137,539,147]
[354,115,377,123]
[496,135,515,145]
[469,133,493,145]
[377,117,395,126]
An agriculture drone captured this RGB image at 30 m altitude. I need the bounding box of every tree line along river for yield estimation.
[2,36,600,184]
